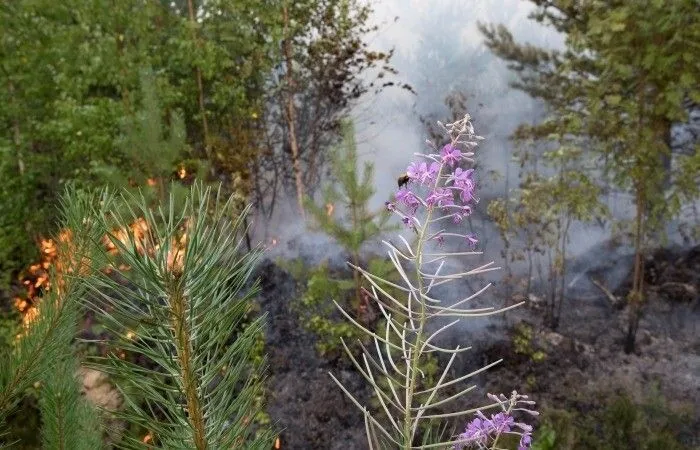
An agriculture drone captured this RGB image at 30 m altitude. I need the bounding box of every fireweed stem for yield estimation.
[331,115,538,449]
[403,162,446,448]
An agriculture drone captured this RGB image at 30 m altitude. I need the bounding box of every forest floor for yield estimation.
[481,243,700,448]
[256,242,700,449]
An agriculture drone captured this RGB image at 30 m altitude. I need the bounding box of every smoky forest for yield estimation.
[1,1,699,449]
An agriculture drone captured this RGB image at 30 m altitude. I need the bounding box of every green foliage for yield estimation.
[481,1,700,344]
[305,121,394,257]
[298,262,367,356]
[512,323,546,363]
[304,119,396,338]
[0,187,110,447]
[301,120,396,358]
[39,357,103,450]
[535,390,691,450]
[0,0,281,284]
[96,70,189,189]
[530,422,557,450]
[79,184,274,449]
[0,309,20,352]
[1,184,275,448]
[297,255,408,362]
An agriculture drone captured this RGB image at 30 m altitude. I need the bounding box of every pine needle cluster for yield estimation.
[1,184,274,449]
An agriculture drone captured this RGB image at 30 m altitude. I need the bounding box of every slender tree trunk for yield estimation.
[526,247,533,298]
[8,81,24,175]
[113,3,131,113]
[282,2,306,219]
[659,118,672,193]
[547,248,555,328]
[625,84,650,354]
[625,190,646,354]
[186,0,212,167]
[350,197,362,306]
[556,217,571,328]
[503,160,512,315]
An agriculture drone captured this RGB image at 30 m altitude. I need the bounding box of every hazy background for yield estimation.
[266,0,694,296]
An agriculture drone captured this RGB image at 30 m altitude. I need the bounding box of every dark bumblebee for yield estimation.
[397,173,410,188]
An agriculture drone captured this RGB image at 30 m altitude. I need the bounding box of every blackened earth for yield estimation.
[255,260,371,450]
[254,243,700,449]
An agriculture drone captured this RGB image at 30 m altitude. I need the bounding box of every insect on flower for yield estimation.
[397,173,411,188]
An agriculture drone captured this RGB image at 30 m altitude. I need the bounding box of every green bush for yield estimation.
[533,390,692,450]
[297,262,366,356]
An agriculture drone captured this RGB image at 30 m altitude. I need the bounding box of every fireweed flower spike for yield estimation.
[328,114,529,449]
[453,391,538,450]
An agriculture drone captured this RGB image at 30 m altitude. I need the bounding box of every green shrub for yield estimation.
[534,390,691,450]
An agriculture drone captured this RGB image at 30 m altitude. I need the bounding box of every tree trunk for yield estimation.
[503,161,512,316]
[554,217,570,329]
[624,190,646,354]
[282,2,306,220]
[659,118,672,193]
[526,248,533,298]
[547,248,556,329]
[186,0,212,167]
[8,81,24,175]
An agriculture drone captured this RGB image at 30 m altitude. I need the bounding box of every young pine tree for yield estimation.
[305,121,395,305]
[0,188,111,448]
[81,184,274,449]
[1,184,275,448]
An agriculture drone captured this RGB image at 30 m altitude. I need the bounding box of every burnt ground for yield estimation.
[254,243,700,449]
[476,244,700,447]
[255,260,371,449]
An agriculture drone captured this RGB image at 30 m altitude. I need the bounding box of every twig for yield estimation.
[590,277,619,306]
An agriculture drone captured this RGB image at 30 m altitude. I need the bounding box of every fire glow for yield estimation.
[14,216,189,327]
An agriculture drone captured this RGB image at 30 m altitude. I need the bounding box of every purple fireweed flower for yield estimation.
[441,143,461,167]
[454,411,514,449]
[519,432,532,450]
[406,161,423,181]
[426,162,440,183]
[455,417,489,448]
[395,187,420,212]
[402,216,416,230]
[449,167,474,188]
[452,205,473,224]
[465,233,478,248]
[448,168,476,203]
[426,188,453,208]
[460,185,475,204]
[491,412,515,434]
[453,392,537,450]
[385,201,396,212]
[406,161,440,185]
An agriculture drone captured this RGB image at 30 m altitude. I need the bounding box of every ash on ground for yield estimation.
[254,260,370,450]
[253,242,700,448]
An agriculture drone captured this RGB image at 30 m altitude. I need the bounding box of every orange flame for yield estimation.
[14,179,192,334]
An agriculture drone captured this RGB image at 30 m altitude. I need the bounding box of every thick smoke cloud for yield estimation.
[352,0,563,207]
[349,0,698,305]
